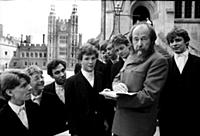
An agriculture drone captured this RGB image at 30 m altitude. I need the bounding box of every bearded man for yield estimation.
[111,22,169,136]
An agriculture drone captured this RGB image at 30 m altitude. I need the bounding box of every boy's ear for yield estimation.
[6,89,13,97]
[185,41,189,46]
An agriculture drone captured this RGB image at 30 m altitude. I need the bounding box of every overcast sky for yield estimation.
[0,0,101,44]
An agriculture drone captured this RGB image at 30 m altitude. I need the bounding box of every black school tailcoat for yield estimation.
[65,71,107,136]
[0,100,43,136]
[159,53,200,136]
[40,81,68,135]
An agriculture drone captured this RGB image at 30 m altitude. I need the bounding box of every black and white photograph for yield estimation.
[0,0,200,136]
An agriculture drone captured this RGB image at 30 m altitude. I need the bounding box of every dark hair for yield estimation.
[166,27,190,47]
[100,40,109,51]
[111,34,129,47]
[0,70,30,100]
[87,38,100,50]
[77,43,99,61]
[47,59,66,77]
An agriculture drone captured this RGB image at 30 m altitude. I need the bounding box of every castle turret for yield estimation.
[47,4,57,63]
[70,4,78,67]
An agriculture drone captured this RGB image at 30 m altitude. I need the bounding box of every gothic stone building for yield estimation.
[101,1,200,56]
[9,43,47,69]
[48,4,82,69]
[0,36,18,71]
[9,4,82,70]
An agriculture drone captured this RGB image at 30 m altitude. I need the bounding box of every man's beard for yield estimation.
[56,77,66,85]
[134,49,148,59]
[131,48,153,64]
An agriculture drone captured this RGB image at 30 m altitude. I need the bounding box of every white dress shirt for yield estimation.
[81,69,94,87]
[55,83,65,103]
[31,93,42,105]
[174,50,189,74]
[8,101,29,128]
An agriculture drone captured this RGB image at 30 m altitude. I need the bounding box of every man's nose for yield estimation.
[118,50,122,55]
[89,59,94,63]
[39,77,44,82]
[60,71,65,77]
[137,39,143,47]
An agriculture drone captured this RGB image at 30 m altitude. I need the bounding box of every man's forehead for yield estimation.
[133,24,149,34]
[114,43,126,48]
[31,71,42,76]
[54,64,64,69]
[106,43,113,48]
[82,54,96,58]
[52,64,65,73]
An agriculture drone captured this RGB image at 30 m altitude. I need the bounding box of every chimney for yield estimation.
[21,34,23,43]
[29,35,31,43]
[43,34,45,44]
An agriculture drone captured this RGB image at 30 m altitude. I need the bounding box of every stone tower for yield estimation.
[47,4,81,69]
[70,4,79,68]
[47,5,57,63]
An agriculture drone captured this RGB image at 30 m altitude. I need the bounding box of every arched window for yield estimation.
[13,62,17,66]
[44,53,47,57]
[43,62,46,66]
[13,51,16,57]
[30,52,33,57]
[39,52,42,58]
[22,52,24,58]
[35,52,38,58]
[26,52,29,57]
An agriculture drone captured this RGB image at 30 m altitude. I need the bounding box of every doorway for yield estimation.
[132,6,150,25]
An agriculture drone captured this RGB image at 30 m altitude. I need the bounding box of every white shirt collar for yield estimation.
[81,69,94,87]
[174,50,189,74]
[81,69,94,78]
[8,101,25,115]
[174,50,189,59]
[31,93,42,101]
[55,82,64,90]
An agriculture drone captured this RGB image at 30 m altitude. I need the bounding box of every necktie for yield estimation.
[57,87,65,103]
[18,106,29,128]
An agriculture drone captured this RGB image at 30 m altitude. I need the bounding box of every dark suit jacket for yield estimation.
[0,97,6,109]
[74,62,81,75]
[159,53,200,136]
[95,59,107,74]
[0,100,43,136]
[41,82,68,136]
[111,57,124,83]
[104,59,114,89]
[65,71,107,136]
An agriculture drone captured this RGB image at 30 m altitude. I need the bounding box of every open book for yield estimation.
[99,88,136,98]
